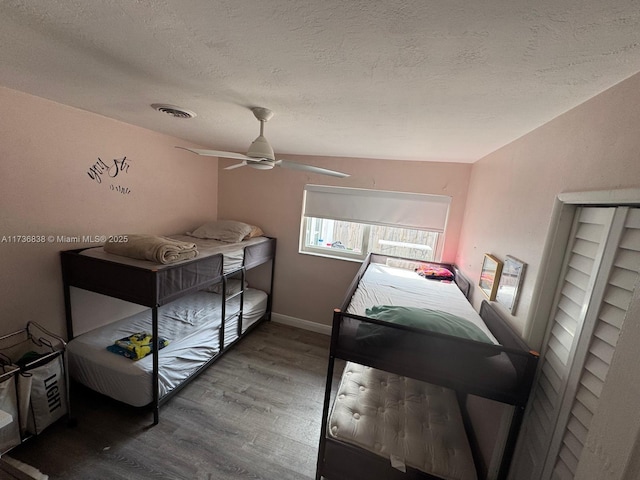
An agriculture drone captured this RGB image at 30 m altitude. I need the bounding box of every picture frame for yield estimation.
[496,255,527,314]
[479,254,503,301]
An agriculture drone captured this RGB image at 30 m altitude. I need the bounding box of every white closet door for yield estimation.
[547,207,640,479]
[510,207,640,480]
[508,207,615,480]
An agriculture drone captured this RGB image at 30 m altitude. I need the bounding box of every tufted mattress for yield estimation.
[329,362,477,480]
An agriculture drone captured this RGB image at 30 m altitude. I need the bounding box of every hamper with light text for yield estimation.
[0,322,69,437]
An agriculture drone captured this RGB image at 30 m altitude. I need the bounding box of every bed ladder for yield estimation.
[220,267,246,352]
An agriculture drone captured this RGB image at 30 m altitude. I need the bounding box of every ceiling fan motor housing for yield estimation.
[247,135,275,161]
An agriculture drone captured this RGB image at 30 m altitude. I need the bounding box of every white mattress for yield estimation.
[80,235,269,274]
[346,263,498,344]
[68,288,268,407]
[329,362,477,480]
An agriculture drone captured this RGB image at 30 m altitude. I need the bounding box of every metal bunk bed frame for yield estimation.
[316,253,538,480]
[60,238,276,425]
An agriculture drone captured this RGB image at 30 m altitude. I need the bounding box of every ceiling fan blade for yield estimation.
[276,160,350,178]
[175,146,252,161]
[224,161,248,170]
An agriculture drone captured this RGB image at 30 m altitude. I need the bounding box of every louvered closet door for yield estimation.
[508,207,615,480]
[546,207,640,479]
[509,207,640,480]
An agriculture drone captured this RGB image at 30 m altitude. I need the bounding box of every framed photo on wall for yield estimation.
[479,254,503,301]
[496,255,527,314]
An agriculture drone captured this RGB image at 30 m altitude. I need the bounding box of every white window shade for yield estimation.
[303,185,451,232]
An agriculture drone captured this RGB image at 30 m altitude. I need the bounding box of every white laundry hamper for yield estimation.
[0,322,70,439]
[0,358,21,454]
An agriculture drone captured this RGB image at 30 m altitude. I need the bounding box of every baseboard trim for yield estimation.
[271,313,332,336]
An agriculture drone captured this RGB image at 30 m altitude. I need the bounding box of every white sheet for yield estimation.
[68,288,268,407]
[346,263,498,344]
[329,362,477,480]
[80,235,269,274]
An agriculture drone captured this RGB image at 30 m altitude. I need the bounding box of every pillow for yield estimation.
[186,220,253,243]
[385,258,422,271]
[205,279,248,295]
[244,225,265,240]
[415,262,454,280]
[106,332,169,360]
[364,306,493,343]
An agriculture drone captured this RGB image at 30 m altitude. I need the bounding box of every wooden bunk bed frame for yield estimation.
[316,253,538,480]
[60,237,277,424]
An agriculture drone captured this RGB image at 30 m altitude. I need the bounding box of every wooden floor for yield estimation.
[8,322,338,480]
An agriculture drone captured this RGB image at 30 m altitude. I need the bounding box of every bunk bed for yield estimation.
[60,233,276,424]
[316,254,538,480]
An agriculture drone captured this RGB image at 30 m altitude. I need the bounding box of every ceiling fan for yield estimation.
[176,107,350,178]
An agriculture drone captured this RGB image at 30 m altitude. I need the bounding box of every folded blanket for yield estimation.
[106,332,169,360]
[104,234,198,264]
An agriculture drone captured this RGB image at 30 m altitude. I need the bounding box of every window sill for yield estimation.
[298,249,364,263]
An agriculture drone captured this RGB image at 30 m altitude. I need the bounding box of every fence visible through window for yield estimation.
[369,225,437,261]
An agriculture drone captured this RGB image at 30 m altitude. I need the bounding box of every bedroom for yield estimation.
[1,2,640,479]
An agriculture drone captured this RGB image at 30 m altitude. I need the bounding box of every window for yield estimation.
[299,185,450,262]
[301,218,367,260]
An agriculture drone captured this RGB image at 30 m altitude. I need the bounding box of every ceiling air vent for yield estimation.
[151,104,196,119]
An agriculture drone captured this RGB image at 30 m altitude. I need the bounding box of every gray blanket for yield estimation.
[104,234,198,264]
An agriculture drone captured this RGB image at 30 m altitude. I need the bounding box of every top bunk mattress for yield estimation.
[346,263,498,344]
[80,235,270,273]
[62,235,275,308]
[335,262,525,402]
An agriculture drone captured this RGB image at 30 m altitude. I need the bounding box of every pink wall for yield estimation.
[218,155,472,326]
[456,71,640,344]
[455,72,640,479]
[0,86,219,336]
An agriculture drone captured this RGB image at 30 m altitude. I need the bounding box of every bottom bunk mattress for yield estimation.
[329,362,477,480]
[68,288,268,407]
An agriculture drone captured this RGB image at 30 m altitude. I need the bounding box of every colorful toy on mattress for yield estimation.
[106,333,169,360]
[415,262,454,280]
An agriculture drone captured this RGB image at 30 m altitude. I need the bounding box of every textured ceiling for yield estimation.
[1,1,639,163]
